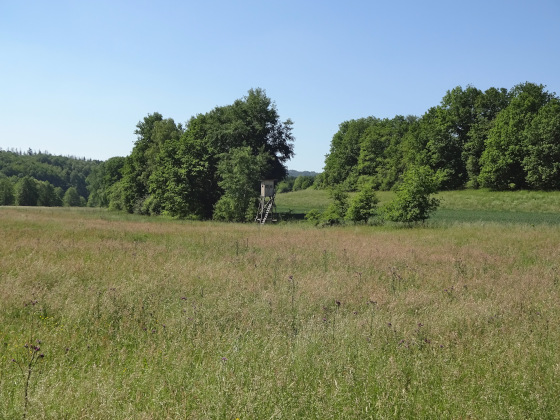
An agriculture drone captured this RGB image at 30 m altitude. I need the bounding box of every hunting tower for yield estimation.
[255,179,276,224]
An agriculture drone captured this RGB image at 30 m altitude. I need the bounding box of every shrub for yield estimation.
[383,166,441,224]
[346,188,379,223]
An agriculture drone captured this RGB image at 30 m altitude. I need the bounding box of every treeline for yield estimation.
[320,82,560,191]
[0,150,101,206]
[277,174,317,193]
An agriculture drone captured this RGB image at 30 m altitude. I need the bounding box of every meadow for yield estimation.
[276,189,560,225]
[1,193,560,419]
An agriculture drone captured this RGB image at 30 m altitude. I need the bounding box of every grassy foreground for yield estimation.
[1,207,560,419]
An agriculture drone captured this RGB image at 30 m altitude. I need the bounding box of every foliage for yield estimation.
[276,177,295,193]
[479,83,554,190]
[345,187,379,223]
[114,113,182,213]
[213,146,270,222]
[37,181,62,207]
[112,89,294,219]
[383,166,441,224]
[14,176,39,206]
[0,175,15,205]
[86,157,126,207]
[320,186,349,225]
[0,149,100,200]
[63,187,84,207]
[323,117,378,190]
[322,82,560,192]
[304,208,322,225]
[522,99,560,189]
[292,175,315,191]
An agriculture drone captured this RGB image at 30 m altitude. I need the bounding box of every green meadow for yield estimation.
[276,188,560,225]
[1,191,560,418]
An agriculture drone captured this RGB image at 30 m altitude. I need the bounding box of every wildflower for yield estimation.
[335,300,341,307]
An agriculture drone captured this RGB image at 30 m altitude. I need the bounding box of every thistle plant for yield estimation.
[12,340,45,419]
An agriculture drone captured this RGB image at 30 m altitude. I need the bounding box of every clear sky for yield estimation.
[1,0,559,172]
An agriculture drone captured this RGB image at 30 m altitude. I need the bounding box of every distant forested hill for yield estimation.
[0,149,104,206]
[288,170,319,177]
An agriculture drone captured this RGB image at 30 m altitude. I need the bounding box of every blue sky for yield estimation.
[1,0,559,172]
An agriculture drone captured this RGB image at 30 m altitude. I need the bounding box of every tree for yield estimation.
[479,83,554,190]
[63,187,83,207]
[323,117,378,189]
[147,114,219,219]
[359,115,418,190]
[346,188,379,223]
[463,87,510,187]
[416,86,485,189]
[321,186,349,225]
[213,147,270,222]
[138,88,294,219]
[523,99,560,189]
[292,175,314,191]
[87,156,126,207]
[383,166,441,224]
[0,175,15,205]
[37,181,61,206]
[116,112,166,212]
[15,176,39,206]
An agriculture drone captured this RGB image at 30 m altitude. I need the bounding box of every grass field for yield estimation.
[1,197,560,418]
[276,189,560,225]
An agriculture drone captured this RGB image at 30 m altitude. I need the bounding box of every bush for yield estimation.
[320,187,348,225]
[304,209,322,225]
[346,188,379,223]
[383,166,441,224]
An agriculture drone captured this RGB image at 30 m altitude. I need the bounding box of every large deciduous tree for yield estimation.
[213,146,270,222]
[86,156,126,207]
[113,88,294,219]
[523,99,560,189]
[323,117,377,189]
[15,176,38,206]
[479,83,554,190]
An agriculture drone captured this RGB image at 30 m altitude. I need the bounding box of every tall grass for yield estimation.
[1,207,559,418]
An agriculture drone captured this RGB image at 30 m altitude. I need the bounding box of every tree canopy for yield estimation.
[322,82,559,192]
[109,88,294,219]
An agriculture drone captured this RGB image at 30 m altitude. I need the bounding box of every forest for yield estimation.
[1,82,559,221]
[0,149,100,207]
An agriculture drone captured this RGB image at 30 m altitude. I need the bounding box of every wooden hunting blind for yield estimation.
[261,180,275,197]
[255,180,277,223]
